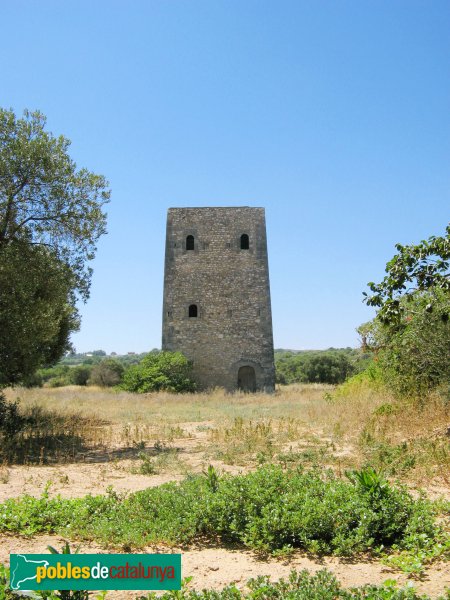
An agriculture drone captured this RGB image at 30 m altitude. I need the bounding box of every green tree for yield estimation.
[302,353,355,384]
[89,359,124,387]
[121,351,196,393]
[70,364,92,386]
[0,241,78,385]
[363,291,450,398]
[275,349,362,385]
[363,224,449,325]
[0,108,110,384]
[362,226,450,399]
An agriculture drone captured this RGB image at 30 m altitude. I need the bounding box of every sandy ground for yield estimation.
[1,411,449,597]
[0,461,183,501]
[0,534,449,598]
[0,421,249,502]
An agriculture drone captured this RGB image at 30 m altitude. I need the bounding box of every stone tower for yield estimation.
[162,207,275,392]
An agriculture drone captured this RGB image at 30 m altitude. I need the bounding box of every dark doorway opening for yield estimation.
[188,304,198,317]
[186,235,195,250]
[238,366,256,392]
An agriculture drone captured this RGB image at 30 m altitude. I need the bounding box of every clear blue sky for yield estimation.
[1,1,449,353]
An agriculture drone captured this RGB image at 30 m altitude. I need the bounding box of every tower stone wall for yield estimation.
[162,207,275,392]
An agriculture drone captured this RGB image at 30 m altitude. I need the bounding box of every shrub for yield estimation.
[89,359,124,387]
[0,466,441,558]
[38,365,72,387]
[69,365,92,386]
[376,291,450,399]
[333,361,384,398]
[360,287,449,400]
[121,351,196,393]
[0,392,25,439]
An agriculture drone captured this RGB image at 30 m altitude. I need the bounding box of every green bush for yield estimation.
[121,351,196,393]
[37,365,72,387]
[0,466,441,558]
[333,361,384,398]
[378,292,449,399]
[69,365,92,386]
[145,569,448,599]
[0,392,26,439]
[89,359,123,387]
[361,290,450,399]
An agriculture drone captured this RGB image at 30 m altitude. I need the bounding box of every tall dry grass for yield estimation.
[3,383,448,483]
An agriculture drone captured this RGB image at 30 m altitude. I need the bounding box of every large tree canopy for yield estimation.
[0,108,110,298]
[0,240,79,385]
[0,108,110,384]
[361,225,450,398]
[363,225,449,325]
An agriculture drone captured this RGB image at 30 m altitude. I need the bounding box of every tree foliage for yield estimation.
[363,225,450,325]
[275,349,368,385]
[0,108,110,299]
[89,359,124,387]
[0,108,110,384]
[121,351,196,393]
[0,240,79,385]
[361,226,450,399]
[69,365,92,386]
[361,290,450,399]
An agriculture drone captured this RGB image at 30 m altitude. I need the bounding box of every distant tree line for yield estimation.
[275,348,370,385]
[24,350,196,393]
[21,347,370,390]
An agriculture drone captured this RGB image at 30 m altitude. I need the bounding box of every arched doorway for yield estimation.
[238,366,256,392]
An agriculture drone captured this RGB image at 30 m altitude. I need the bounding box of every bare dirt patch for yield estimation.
[0,534,449,599]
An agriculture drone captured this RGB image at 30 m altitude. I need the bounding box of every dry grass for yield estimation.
[0,463,9,484]
[3,383,449,485]
[207,416,308,465]
[356,392,450,483]
[6,384,334,424]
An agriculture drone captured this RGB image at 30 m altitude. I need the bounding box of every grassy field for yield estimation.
[2,383,449,483]
[0,383,449,598]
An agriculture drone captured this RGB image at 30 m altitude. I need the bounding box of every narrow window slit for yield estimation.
[186,235,195,250]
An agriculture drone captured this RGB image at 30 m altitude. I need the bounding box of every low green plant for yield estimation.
[135,451,156,475]
[277,445,331,468]
[131,443,186,476]
[0,466,444,561]
[202,464,219,492]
